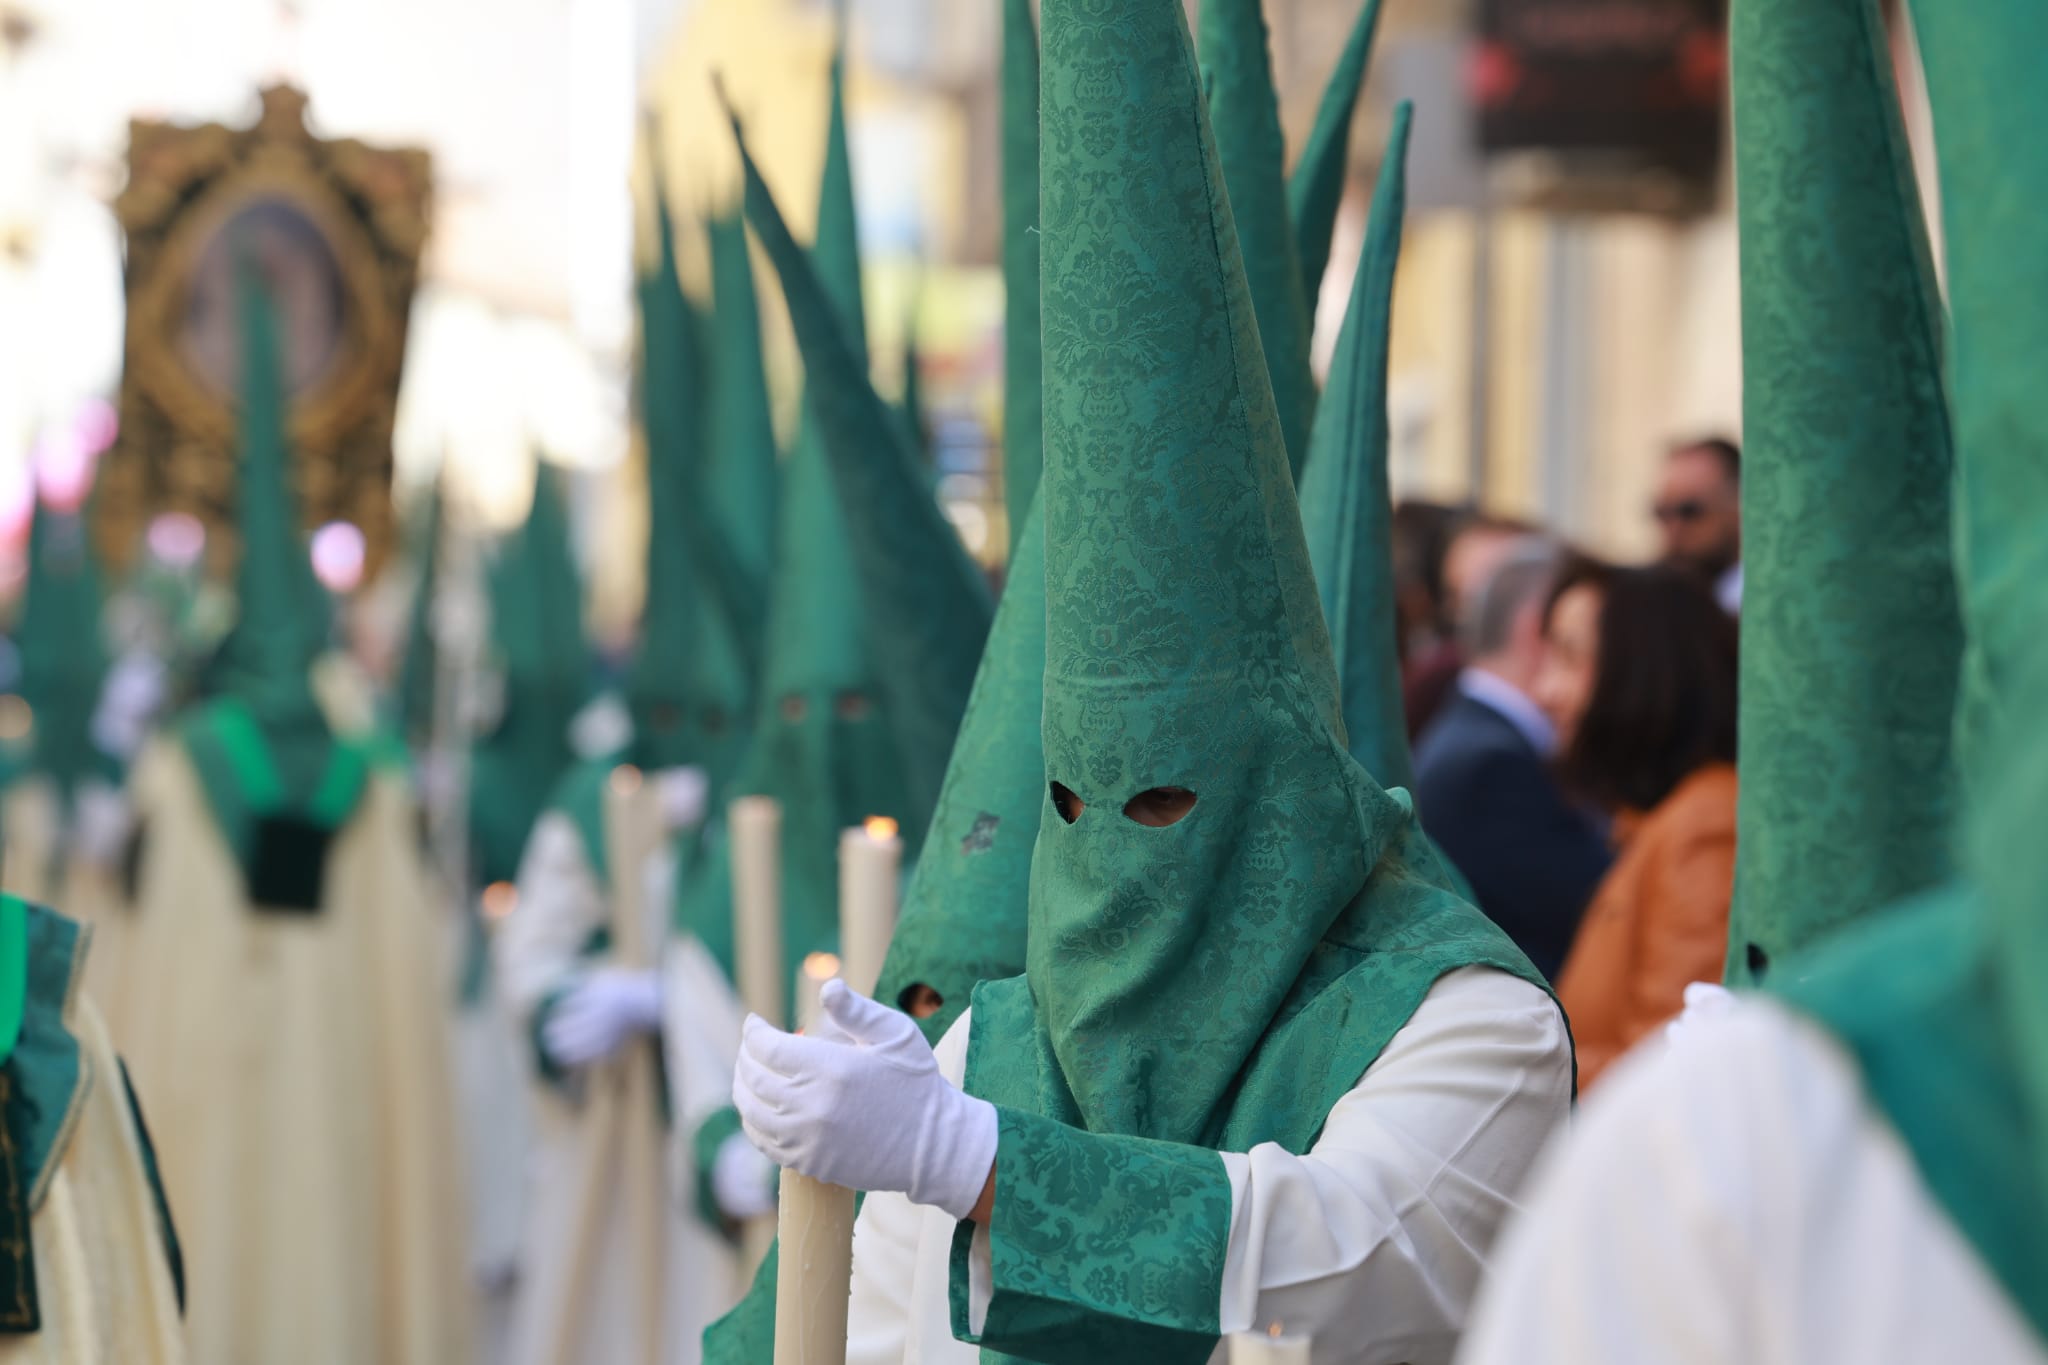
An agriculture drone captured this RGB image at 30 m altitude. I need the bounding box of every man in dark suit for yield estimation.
[1414,536,1611,981]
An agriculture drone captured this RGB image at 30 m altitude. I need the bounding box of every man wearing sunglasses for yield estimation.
[1652,437,1743,612]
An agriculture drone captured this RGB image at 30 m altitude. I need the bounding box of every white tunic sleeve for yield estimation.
[845,970,1572,1365]
[496,811,605,1021]
[1212,966,1571,1362]
[1456,997,2046,1365]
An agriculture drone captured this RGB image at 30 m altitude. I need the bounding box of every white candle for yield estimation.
[1228,1325,1311,1365]
[836,817,902,999]
[794,952,842,1033]
[731,796,787,1029]
[773,1171,855,1365]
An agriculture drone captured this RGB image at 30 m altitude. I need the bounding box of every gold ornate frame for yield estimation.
[99,85,430,580]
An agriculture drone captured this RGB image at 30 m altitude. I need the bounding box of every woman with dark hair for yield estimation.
[1535,560,1739,1089]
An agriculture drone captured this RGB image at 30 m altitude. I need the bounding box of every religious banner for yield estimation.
[100,84,430,579]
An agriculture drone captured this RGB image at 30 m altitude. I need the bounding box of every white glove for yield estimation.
[734,979,998,1219]
[70,781,134,869]
[92,652,166,760]
[656,767,709,833]
[542,968,663,1068]
[712,1131,779,1221]
[1663,980,1739,1047]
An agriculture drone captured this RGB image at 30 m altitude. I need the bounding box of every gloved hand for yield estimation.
[1663,980,1739,1046]
[712,1131,779,1221]
[542,968,663,1068]
[656,767,709,833]
[734,979,997,1219]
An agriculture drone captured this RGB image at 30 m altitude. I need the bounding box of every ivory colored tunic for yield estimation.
[4,990,186,1365]
[118,739,471,1365]
[846,967,1571,1365]
[1458,997,2045,1364]
[498,813,740,1365]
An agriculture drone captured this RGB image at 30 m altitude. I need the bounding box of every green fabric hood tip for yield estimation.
[1300,102,1417,798]
[15,500,119,802]
[180,252,369,883]
[1723,0,1961,987]
[1288,0,1388,323]
[704,209,780,696]
[720,79,994,844]
[999,0,1043,537]
[468,464,591,888]
[629,146,715,777]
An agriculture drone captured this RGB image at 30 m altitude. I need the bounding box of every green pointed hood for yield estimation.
[208,257,329,730]
[1723,0,1961,985]
[1004,0,1536,1156]
[1198,0,1317,482]
[1288,0,1387,326]
[394,481,443,747]
[874,490,1045,1041]
[1000,0,1043,535]
[675,70,916,995]
[628,175,707,772]
[704,208,779,683]
[1300,104,1414,795]
[15,501,117,801]
[180,257,367,881]
[728,103,994,841]
[468,466,591,886]
[815,37,868,364]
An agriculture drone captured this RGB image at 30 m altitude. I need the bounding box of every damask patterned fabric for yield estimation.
[1001,0,1044,537]
[944,1,1553,1357]
[873,493,1046,1045]
[1196,0,1317,482]
[1286,0,1386,332]
[1723,0,1961,986]
[730,105,994,844]
[1299,105,1416,798]
[1780,0,2048,1342]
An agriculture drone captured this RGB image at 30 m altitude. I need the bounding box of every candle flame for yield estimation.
[1268,1323,1284,1339]
[609,764,643,796]
[480,881,519,921]
[803,952,842,981]
[863,816,899,841]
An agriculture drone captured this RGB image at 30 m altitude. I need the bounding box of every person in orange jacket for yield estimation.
[1535,560,1739,1089]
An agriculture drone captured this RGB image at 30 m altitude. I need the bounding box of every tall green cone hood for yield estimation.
[1028,0,1418,1145]
[704,210,779,689]
[210,255,328,731]
[1915,0,2048,815]
[675,65,915,992]
[728,105,993,841]
[1000,0,1043,537]
[874,490,1045,1041]
[815,37,868,364]
[1288,0,1388,325]
[16,501,115,800]
[469,465,590,886]
[1300,103,1415,795]
[1198,0,1317,482]
[1723,0,1961,985]
[629,173,707,773]
[395,481,444,746]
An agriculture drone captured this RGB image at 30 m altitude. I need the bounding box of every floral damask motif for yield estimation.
[1724,0,1962,983]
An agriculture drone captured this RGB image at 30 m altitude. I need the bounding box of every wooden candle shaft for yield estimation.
[772,1172,855,1365]
[731,797,787,1028]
